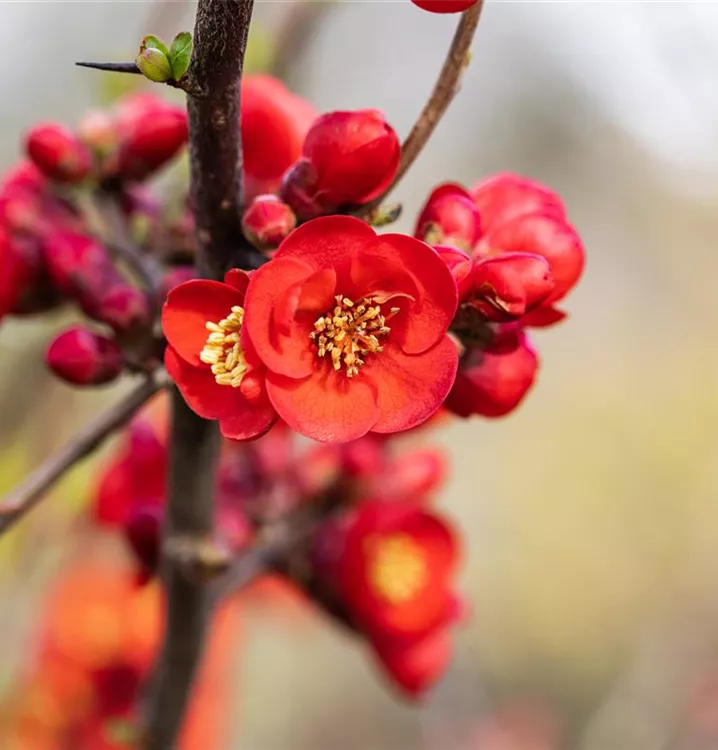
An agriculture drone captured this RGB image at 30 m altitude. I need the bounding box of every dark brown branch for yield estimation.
[360,2,484,217]
[0,375,166,538]
[142,2,255,748]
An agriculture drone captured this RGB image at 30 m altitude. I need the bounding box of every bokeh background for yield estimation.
[2,2,718,749]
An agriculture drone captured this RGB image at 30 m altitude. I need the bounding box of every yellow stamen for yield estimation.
[199,305,248,388]
[367,533,428,605]
[309,294,396,378]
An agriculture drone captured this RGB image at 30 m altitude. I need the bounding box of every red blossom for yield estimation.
[45,326,124,386]
[415,183,482,251]
[434,244,474,299]
[466,252,554,321]
[241,74,317,196]
[243,216,459,442]
[445,332,539,418]
[411,0,479,13]
[25,123,93,184]
[338,499,460,643]
[241,195,297,251]
[471,173,584,306]
[282,110,400,218]
[161,270,278,441]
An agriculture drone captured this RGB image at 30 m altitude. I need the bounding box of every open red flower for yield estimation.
[339,499,460,642]
[162,269,278,441]
[243,216,459,442]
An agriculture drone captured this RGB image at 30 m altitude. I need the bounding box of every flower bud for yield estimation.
[124,503,162,577]
[242,195,296,251]
[341,436,386,478]
[301,109,400,207]
[43,231,114,297]
[241,74,317,195]
[25,123,93,184]
[467,252,554,321]
[411,0,479,13]
[279,159,324,221]
[76,109,118,157]
[0,228,37,320]
[1,160,46,193]
[114,94,188,181]
[136,47,173,83]
[434,245,473,299]
[415,183,482,251]
[81,282,153,335]
[45,326,124,386]
[445,333,539,418]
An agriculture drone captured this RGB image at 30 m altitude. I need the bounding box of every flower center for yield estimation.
[199,305,248,387]
[309,295,397,378]
[367,533,428,605]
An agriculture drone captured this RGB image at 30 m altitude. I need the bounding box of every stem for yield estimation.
[0,376,165,537]
[360,2,484,217]
[142,1,255,747]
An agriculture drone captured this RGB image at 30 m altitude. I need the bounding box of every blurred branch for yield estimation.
[360,2,484,217]
[0,375,167,538]
[270,0,334,81]
[141,1,255,748]
[87,191,165,295]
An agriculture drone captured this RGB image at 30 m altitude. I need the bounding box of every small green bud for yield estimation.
[168,31,193,81]
[136,47,172,83]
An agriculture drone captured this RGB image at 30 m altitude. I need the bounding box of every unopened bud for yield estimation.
[242,195,296,251]
[45,325,124,386]
[81,282,153,335]
[136,47,173,83]
[25,123,93,184]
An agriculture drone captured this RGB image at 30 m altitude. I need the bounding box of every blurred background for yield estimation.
[2,2,718,749]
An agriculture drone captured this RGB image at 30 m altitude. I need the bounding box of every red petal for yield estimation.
[362,233,458,355]
[265,367,380,443]
[273,214,376,270]
[162,280,245,366]
[521,304,568,328]
[165,346,276,439]
[243,256,318,378]
[368,336,458,434]
[223,268,250,294]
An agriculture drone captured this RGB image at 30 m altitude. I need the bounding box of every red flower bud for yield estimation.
[76,109,118,157]
[242,195,297,251]
[279,159,324,221]
[124,503,162,577]
[81,282,153,335]
[434,244,473,299]
[341,437,386,479]
[43,231,114,296]
[114,94,188,181]
[411,0,479,13]
[45,325,124,386]
[25,123,93,184]
[301,109,400,207]
[415,183,482,251]
[0,228,38,320]
[467,252,554,321]
[1,160,46,193]
[471,172,566,230]
[241,74,317,195]
[160,266,196,301]
[445,333,539,418]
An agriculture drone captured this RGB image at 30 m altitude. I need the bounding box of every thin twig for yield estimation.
[360,2,484,217]
[88,191,165,295]
[0,375,166,538]
[142,1,256,748]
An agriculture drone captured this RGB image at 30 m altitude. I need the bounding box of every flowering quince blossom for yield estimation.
[162,269,278,441]
[411,0,479,13]
[242,215,460,442]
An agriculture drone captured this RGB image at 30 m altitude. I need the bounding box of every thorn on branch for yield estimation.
[75,60,205,97]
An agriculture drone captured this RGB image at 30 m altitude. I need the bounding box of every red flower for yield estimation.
[471,173,584,306]
[411,0,479,13]
[415,182,482,251]
[339,499,459,641]
[282,110,400,217]
[162,269,278,441]
[445,332,539,418]
[434,244,474,298]
[243,216,459,442]
[241,74,317,195]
